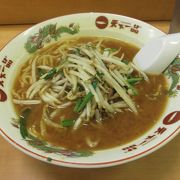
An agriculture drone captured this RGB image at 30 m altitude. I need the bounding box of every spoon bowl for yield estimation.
[133,33,180,74]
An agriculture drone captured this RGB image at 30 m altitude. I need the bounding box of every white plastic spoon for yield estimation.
[133,33,180,74]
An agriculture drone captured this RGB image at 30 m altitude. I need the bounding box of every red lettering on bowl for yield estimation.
[0,89,7,102]
[163,111,180,125]
[122,144,137,152]
[95,16,108,29]
[110,20,118,27]
[155,127,167,134]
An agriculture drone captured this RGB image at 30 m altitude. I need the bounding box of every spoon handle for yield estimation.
[133,33,180,74]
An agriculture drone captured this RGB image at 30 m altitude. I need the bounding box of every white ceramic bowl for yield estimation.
[0,13,179,168]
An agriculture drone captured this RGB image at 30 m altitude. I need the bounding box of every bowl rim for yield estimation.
[0,12,166,52]
[0,126,179,168]
[0,12,179,168]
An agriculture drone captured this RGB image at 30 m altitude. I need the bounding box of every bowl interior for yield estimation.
[0,13,179,168]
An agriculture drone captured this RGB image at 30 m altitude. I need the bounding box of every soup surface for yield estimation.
[12,37,168,151]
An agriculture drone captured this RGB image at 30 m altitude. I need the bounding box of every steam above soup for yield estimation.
[12,37,168,150]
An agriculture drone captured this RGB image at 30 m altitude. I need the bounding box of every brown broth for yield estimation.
[12,37,168,151]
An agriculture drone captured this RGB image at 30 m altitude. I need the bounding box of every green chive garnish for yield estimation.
[96,72,104,78]
[74,98,82,112]
[74,81,97,113]
[76,92,94,112]
[38,68,47,77]
[92,80,98,89]
[19,108,31,139]
[59,70,64,76]
[127,77,143,84]
[122,59,129,65]
[44,68,57,80]
[47,157,52,162]
[61,119,75,127]
[131,87,138,96]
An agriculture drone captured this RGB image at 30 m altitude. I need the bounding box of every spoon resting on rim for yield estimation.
[133,33,180,74]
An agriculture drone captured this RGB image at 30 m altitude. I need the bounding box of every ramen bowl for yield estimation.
[0,13,179,168]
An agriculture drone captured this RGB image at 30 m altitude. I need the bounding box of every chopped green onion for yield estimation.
[131,87,138,96]
[44,68,57,80]
[75,81,97,113]
[19,108,31,139]
[76,92,94,112]
[74,98,82,112]
[47,157,52,162]
[127,82,138,96]
[61,119,75,127]
[58,70,64,76]
[92,80,98,89]
[96,72,104,78]
[122,59,129,65]
[127,77,144,84]
[38,68,47,77]
[125,79,139,96]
